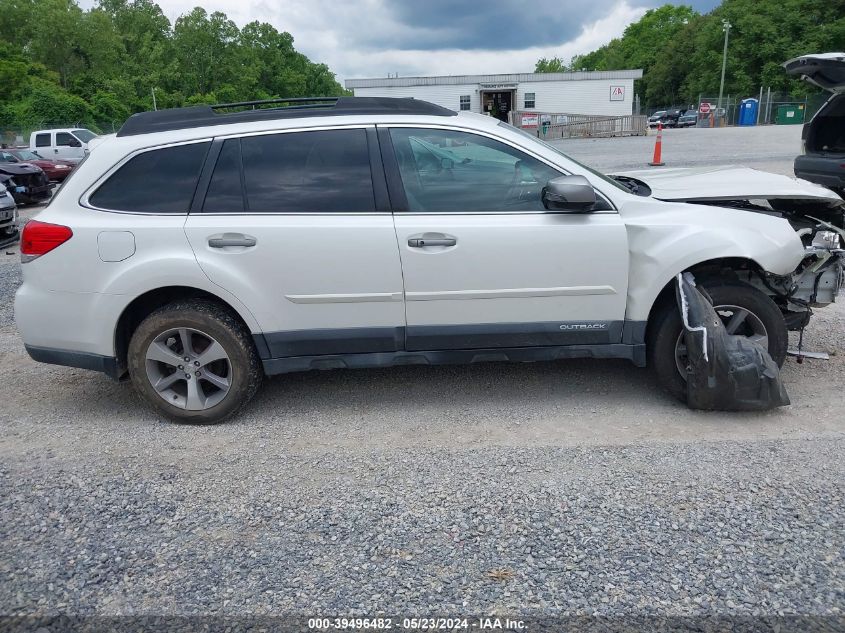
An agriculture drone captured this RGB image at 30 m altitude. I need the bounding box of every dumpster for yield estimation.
[776,104,805,125]
[738,98,758,126]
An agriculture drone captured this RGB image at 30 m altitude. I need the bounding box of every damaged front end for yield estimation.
[677,272,790,411]
[692,196,845,329]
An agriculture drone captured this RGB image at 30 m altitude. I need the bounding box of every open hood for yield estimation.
[612,165,843,204]
[783,53,845,93]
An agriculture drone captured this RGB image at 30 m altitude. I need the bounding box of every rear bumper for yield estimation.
[794,154,845,188]
[15,284,127,358]
[24,345,121,379]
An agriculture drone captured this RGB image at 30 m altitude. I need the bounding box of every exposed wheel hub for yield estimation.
[674,304,769,378]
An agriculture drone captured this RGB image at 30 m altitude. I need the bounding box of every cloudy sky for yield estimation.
[95,0,722,83]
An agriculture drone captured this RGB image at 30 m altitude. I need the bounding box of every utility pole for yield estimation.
[151,87,158,111]
[717,19,731,125]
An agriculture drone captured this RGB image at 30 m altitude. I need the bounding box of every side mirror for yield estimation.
[69,138,82,148]
[542,175,596,212]
[440,157,454,170]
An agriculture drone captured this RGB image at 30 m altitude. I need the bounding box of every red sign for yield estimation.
[699,102,712,114]
[521,114,539,128]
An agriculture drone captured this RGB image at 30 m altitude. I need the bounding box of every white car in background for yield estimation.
[29,128,98,162]
[14,97,845,424]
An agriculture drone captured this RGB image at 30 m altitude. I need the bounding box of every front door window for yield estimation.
[389,128,560,212]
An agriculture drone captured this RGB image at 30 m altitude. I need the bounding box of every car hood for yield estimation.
[783,53,845,93]
[612,165,844,204]
[0,163,43,176]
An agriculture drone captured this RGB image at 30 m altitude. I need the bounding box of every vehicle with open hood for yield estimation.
[785,53,845,193]
[14,97,845,423]
[0,156,50,204]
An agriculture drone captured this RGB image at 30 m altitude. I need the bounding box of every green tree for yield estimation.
[539,0,845,110]
[0,0,348,132]
[534,57,571,73]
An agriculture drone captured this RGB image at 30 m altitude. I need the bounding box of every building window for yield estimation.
[524,92,536,109]
[459,95,471,111]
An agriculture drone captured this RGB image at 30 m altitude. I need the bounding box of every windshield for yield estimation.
[72,129,97,143]
[652,111,667,117]
[0,151,18,163]
[13,150,40,161]
[497,121,630,193]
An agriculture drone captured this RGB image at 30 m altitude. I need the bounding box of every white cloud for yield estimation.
[331,3,648,80]
[80,0,647,82]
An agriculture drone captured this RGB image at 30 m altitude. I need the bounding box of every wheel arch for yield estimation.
[113,286,267,378]
[642,256,765,342]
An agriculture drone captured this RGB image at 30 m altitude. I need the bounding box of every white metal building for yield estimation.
[345,70,643,122]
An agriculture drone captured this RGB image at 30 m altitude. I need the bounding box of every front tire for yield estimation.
[647,280,788,401]
[128,300,262,424]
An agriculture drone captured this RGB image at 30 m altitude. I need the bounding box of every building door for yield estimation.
[482,91,514,122]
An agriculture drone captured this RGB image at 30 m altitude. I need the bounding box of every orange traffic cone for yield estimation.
[649,122,665,166]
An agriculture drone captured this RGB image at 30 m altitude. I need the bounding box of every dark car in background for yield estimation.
[785,53,845,194]
[677,110,698,127]
[648,111,668,127]
[648,109,682,128]
[0,153,51,204]
[1,148,75,182]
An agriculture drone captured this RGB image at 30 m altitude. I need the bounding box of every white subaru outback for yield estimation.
[14,97,845,423]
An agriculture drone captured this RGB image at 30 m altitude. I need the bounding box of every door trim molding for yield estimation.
[405,285,617,301]
[284,292,404,304]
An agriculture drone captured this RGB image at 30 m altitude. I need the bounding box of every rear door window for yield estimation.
[35,133,50,148]
[89,142,210,213]
[240,129,375,213]
[203,139,244,213]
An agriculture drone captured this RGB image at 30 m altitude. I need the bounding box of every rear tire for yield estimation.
[647,280,788,401]
[127,300,262,424]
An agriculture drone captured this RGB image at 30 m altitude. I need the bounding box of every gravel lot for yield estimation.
[1,128,844,625]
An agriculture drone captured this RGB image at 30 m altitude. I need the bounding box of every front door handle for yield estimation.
[208,234,257,248]
[408,237,457,248]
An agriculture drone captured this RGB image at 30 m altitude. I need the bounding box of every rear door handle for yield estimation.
[408,237,457,247]
[208,234,257,248]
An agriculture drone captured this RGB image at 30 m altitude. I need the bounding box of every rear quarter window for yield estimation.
[88,142,210,213]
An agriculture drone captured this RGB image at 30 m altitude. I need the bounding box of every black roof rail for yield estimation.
[117,96,457,137]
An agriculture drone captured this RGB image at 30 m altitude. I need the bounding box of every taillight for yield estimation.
[20,220,73,263]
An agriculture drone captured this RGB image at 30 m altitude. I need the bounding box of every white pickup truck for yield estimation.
[29,128,98,162]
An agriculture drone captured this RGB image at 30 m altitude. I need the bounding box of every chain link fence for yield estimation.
[1,120,123,148]
[643,91,829,128]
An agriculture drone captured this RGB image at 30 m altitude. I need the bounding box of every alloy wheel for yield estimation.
[145,327,232,410]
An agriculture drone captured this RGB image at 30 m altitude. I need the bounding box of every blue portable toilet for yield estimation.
[738,98,759,126]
